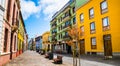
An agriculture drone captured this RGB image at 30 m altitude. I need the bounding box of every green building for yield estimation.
[50,0,76,53]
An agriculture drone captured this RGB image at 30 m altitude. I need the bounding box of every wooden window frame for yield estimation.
[3,28,8,52]
[90,22,96,34]
[91,37,97,49]
[14,36,16,51]
[6,0,11,21]
[80,26,84,36]
[80,13,84,23]
[89,7,94,19]
[102,17,110,31]
[100,0,108,14]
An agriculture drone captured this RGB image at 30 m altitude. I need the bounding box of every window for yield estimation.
[58,26,60,31]
[73,6,75,13]
[64,10,70,19]
[89,8,94,19]
[101,0,108,14]
[103,17,109,26]
[80,13,84,22]
[65,32,68,36]
[91,37,96,49]
[65,21,70,27]
[80,26,84,36]
[14,36,16,51]
[80,26,84,32]
[102,17,110,31]
[59,35,60,39]
[60,17,62,22]
[7,0,11,21]
[61,34,62,39]
[73,17,76,24]
[58,19,60,23]
[12,4,16,25]
[61,25,62,30]
[3,28,8,52]
[90,22,95,34]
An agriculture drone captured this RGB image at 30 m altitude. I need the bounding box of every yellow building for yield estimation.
[42,31,51,52]
[17,12,25,55]
[76,0,120,57]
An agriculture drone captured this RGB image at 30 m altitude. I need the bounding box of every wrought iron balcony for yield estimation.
[52,38,57,42]
[62,13,71,22]
[51,23,57,29]
[52,32,57,35]
[63,35,71,40]
[62,24,71,30]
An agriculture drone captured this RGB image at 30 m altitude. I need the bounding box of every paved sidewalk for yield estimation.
[57,53,120,66]
[4,51,119,66]
[4,51,72,66]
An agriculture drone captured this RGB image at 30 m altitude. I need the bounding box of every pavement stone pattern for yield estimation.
[4,51,72,66]
[4,51,119,66]
[57,53,120,66]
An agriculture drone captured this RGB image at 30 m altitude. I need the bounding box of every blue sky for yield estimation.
[20,0,69,39]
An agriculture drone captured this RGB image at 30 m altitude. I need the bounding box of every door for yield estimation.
[66,44,72,54]
[80,39,85,54]
[22,42,24,52]
[103,35,112,56]
[48,45,50,51]
[10,33,13,60]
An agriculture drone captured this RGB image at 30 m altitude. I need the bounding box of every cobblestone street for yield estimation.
[4,50,119,66]
[4,51,72,66]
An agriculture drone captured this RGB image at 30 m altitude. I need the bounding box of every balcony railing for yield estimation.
[50,18,56,24]
[62,14,71,22]
[51,24,57,28]
[63,35,71,40]
[63,24,71,29]
[52,32,57,35]
[52,38,57,42]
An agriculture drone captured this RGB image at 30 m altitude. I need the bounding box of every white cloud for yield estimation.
[20,0,69,20]
[39,0,69,20]
[20,0,41,20]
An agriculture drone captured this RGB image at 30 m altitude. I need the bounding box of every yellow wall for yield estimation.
[18,16,24,50]
[76,0,120,53]
[42,31,50,50]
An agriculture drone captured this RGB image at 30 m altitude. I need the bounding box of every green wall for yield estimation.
[76,0,89,9]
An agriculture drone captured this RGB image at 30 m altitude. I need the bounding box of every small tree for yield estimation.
[67,25,81,66]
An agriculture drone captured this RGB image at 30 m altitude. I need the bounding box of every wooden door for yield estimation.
[80,39,85,54]
[103,35,112,56]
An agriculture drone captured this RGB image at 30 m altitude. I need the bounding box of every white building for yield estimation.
[0,0,6,54]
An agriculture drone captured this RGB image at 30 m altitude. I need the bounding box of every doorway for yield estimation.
[103,34,112,56]
[80,39,85,55]
[66,44,72,54]
[10,33,13,60]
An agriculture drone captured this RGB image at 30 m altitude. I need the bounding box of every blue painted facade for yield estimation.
[35,36,42,50]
